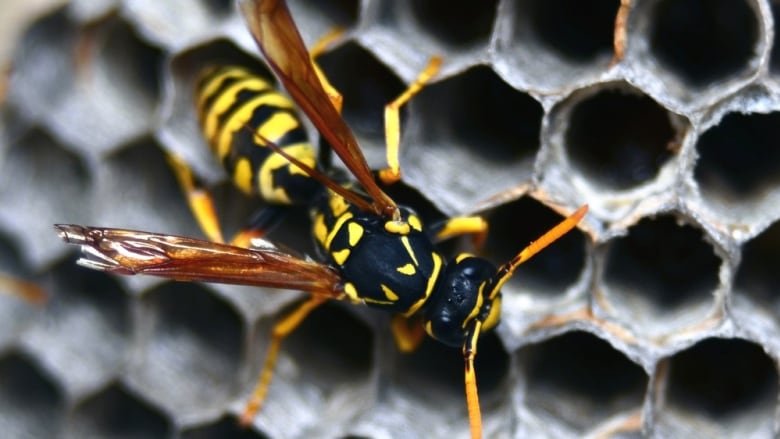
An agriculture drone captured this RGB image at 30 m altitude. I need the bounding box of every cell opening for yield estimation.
[416,65,543,165]
[482,198,587,294]
[603,215,720,329]
[67,383,172,438]
[280,301,373,387]
[100,20,162,99]
[299,0,360,28]
[694,112,780,203]
[649,0,759,87]
[0,352,64,439]
[409,0,497,48]
[397,331,508,401]
[525,0,619,63]
[134,283,244,414]
[664,338,778,422]
[734,219,780,318]
[182,415,271,439]
[22,259,131,394]
[316,42,406,158]
[520,331,647,431]
[565,87,677,190]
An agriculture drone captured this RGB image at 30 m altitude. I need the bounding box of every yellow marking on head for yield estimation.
[313,214,327,246]
[404,252,442,316]
[455,253,474,263]
[408,215,423,232]
[381,284,399,301]
[328,192,350,217]
[258,143,316,204]
[482,296,502,331]
[347,222,364,247]
[232,157,254,194]
[324,213,354,251]
[396,263,416,276]
[400,236,419,267]
[462,282,485,329]
[424,320,434,338]
[332,248,351,265]
[344,282,360,303]
[385,220,411,235]
[215,93,297,159]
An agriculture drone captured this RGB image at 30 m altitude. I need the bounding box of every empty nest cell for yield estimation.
[562,84,677,191]
[601,214,721,337]
[408,0,496,49]
[0,352,64,439]
[734,218,780,320]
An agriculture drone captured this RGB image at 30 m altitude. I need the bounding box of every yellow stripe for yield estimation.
[324,213,353,251]
[232,157,253,194]
[258,143,316,204]
[462,283,485,328]
[400,236,419,266]
[381,284,399,301]
[197,67,249,111]
[405,252,442,316]
[313,214,327,246]
[203,76,279,143]
[214,93,296,159]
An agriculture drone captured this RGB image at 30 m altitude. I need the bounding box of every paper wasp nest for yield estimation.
[1,0,779,438]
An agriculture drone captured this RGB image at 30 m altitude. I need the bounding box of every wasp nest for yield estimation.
[1,0,779,438]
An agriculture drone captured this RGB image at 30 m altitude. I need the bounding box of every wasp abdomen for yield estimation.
[195,65,319,205]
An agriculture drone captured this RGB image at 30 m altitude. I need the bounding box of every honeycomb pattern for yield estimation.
[1,0,780,438]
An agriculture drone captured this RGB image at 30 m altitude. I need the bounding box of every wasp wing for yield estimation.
[239,0,397,218]
[55,225,345,298]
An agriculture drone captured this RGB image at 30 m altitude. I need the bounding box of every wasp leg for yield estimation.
[167,153,286,247]
[167,153,227,243]
[428,216,489,250]
[240,295,327,426]
[611,0,632,65]
[463,320,484,439]
[390,314,426,353]
[378,57,442,185]
[310,28,345,114]
[0,275,46,304]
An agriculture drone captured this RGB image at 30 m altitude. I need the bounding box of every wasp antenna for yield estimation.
[488,204,588,297]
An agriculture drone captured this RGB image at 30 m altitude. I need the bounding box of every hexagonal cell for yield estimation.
[693,111,780,216]
[733,219,780,322]
[20,258,131,398]
[600,214,721,338]
[561,85,679,191]
[122,0,234,48]
[648,0,760,88]
[42,15,163,157]
[248,301,373,438]
[407,0,497,50]
[91,138,200,236]
[6,6,76,124]
[516,331,647,437]
[316,41,406,169]
[0,352,65,439]
[496,0,619,90]
[0,128,90,267]
[182,415,270,439]
[128,282,245,421]
[66,382,172,439]
[392,331,510,437]
[655,338,778,438]
[404,66,544,213]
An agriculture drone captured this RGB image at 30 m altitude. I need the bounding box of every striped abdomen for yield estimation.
[195,65,319,205]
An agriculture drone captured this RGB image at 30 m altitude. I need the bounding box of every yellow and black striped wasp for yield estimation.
[55,0,587,437]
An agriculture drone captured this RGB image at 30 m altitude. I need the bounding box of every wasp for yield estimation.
[55,1,587,437]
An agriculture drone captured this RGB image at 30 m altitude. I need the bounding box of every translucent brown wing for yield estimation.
[239,0,398,218]
[55,225,345,298]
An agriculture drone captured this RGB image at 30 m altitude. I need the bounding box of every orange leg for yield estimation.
[240,296,327,426]
[611,0,632,65]
[378,57,443,184]
[0,275,46,304]
[390,314,426,353]
[463,320,484,439]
